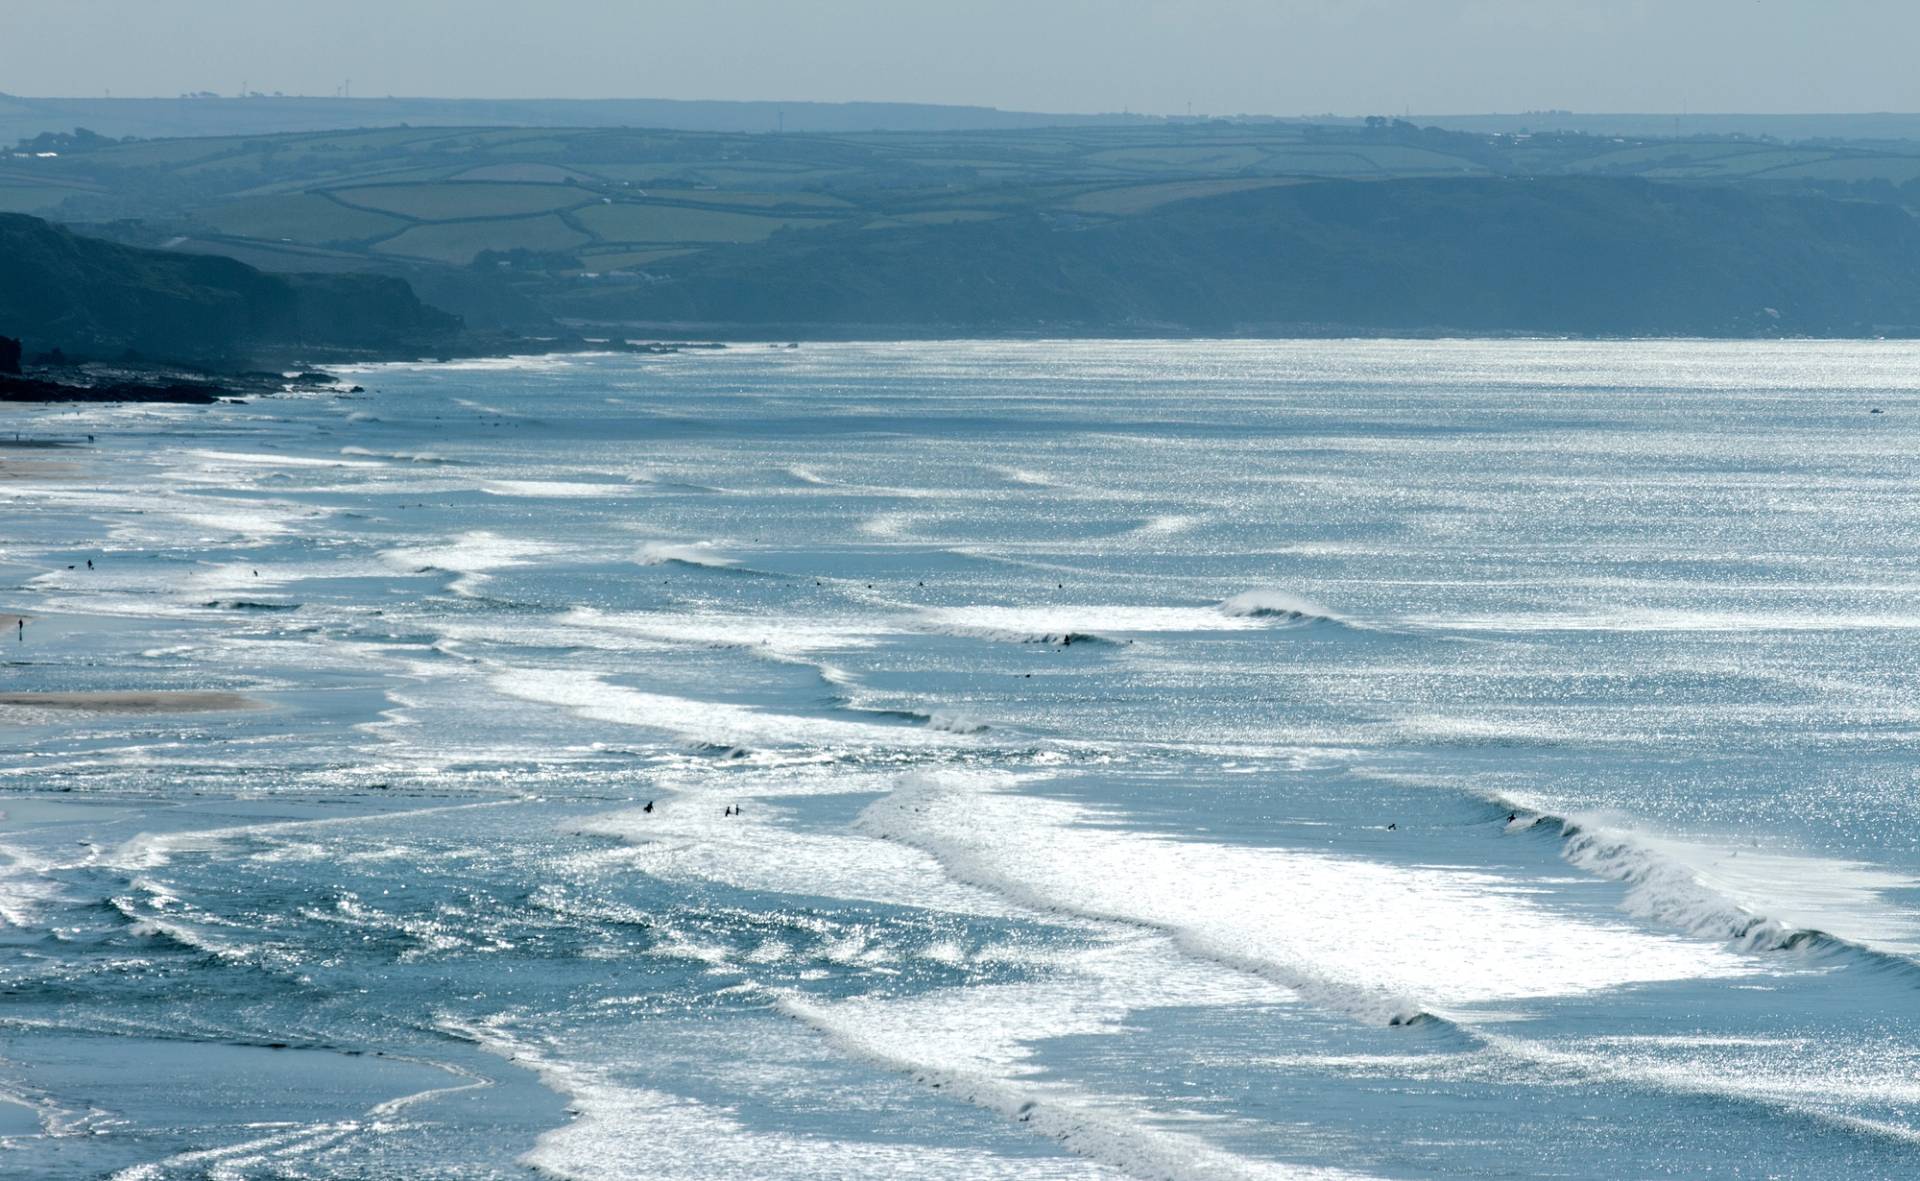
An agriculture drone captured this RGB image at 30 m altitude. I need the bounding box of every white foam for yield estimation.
[384,531,564,574]
[862,773,1747,1023]
[187,449,385,470]
[484,479,632,499]
[582,799,1016,916]
[383,531,566,594]
[0,843,70,931]
[563,607,884,656]
[1131,514,1202,537]
[919,604,1267,645]
[490,668,965,752]
[997,467,1060,488]
[172,502,324,542]
[418,355,575,372]
[861,511,921,538]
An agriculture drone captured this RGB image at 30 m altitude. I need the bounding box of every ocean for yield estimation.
[3,339,1919,1179]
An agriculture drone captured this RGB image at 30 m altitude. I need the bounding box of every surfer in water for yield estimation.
[643,801,654,814]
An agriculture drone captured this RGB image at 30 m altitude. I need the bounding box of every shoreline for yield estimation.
[539,322,1920,344]
[14,331,1918,410]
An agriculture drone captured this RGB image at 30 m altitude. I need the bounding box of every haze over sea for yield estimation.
[5,339,1920,1179]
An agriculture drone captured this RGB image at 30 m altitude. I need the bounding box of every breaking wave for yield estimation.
[1220,590,1343,625]
[1498,799,1920,969]
[637,542,741,570]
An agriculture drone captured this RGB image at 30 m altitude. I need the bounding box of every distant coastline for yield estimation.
[8,93,1920,144]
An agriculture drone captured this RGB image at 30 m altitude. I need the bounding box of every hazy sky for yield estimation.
[6,0,1918,115]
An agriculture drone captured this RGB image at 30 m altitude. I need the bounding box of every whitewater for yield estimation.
[3,338,1920,1179]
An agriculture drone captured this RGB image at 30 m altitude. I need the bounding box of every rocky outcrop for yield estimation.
[0,372,220,403]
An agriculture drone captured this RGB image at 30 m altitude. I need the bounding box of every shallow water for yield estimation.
[4,339,1920,1178]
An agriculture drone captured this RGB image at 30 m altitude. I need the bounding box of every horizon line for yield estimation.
[7,94,1920,122]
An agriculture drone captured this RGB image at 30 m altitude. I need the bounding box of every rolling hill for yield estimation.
[9,117,1920,338]
[541,177,1920,336]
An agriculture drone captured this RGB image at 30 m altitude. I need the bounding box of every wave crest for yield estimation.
[1220,590,1340,624]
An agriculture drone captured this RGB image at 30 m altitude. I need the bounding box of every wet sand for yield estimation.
[0,458,86,480]
[0,434,90,480]
[0,691,263,713]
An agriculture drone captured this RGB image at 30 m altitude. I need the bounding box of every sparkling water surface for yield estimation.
[4,339,1920,1179]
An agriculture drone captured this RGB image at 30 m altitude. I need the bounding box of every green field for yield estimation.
[1063,177,1304,215]
[1084,144,1272,171]
[163,236,391,273]
[572,202,834,244]
[372,214,592,263]
[1758,156,1920,182]
[0,183,95,212]
[663,190,853,209]
[864,209,1007,229]
[201,192,409,244]
[452,162,599,183]
[333,181,593,219]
